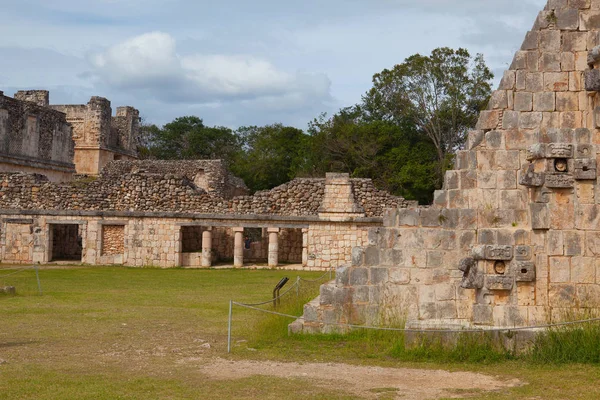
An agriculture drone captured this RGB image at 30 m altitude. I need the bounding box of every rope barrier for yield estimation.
[0,266,36,279]
[231,301,600,334]
[298,268,334,283]
[236,280,301,307]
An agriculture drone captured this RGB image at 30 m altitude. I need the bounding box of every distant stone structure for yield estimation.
[0,91,74,181]
[49,95,139,175]
[0,169,410,268]
[291,0,600,336]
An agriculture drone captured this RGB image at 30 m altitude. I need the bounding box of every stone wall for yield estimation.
[2,222,32,263]
[101,160,249,199]
[306,223,368,270]
[0,171,407,218]
[0,91,75,181]
[101,225,124,256]
[296,0,600,334]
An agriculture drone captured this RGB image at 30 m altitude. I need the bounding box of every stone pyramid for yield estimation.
[293,0,600,335]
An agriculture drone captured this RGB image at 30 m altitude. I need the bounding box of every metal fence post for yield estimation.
[227,300,233,353]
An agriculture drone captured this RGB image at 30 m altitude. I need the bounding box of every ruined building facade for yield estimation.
[292,0,600,334]
[5,90,140,179]
[0,91,75,182]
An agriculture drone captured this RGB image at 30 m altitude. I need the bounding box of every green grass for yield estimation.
[1,266,600,399]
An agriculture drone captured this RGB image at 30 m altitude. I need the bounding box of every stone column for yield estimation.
[267,227,280,268]
[201,228,213,267]
[233,227,244,268]
[302,228,309,267]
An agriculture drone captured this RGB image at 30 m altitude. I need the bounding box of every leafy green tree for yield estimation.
[231,124,308,192]
[362,47,493,172]
[143,116,241,161]
[301,108,438,204]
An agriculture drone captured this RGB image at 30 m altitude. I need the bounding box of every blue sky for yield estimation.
[0,0,547,129]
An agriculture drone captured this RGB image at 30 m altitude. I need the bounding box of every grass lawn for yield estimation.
[1,266,600,399]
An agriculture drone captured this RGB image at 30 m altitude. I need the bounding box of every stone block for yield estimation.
[561,52,576,71]
[575,143,594,158]
[349,268,369,286]
[559,111,581,129]
[519,112,543,129]
[467,129,485,149]
[564,231,584,256]
[353,285,370,303]
[498,170,517,189]
[515,262,536,282]
[486,276,514,291]
[547,143,574,158]
[556,92,579,111]
[526,144,546,160]
[370,268,389,285]
[364,246,380,266]
[550,257,571,283]
[562,31,587,52]
[514,92,533,111]
[477,171,497,189]
[526,72,544,92]
[556,8,580,30]
[320,284,335,304]
[519,164,545,187]
[420,209,442,227]
[444,170,459,190]
[580,10,600,31]
[585,68,600,91]
[336,266,349,286]
[531,203,550,230]
[458,209,477,230]
[488,91,508,109]
[476,110,501,130]
[473,304,494,325]
[515,245,532,261]
[383,208,398,227]
[540,52,561,72]
[398,209,420,226]
[533,92,556,112]
[545,173,575,188]
[351,247,364,267]
[499,71,516,91]
[433,190,447,208]
[544,72,569,91]
[571,257,595,283]
[485,245,514,261]
[540,30,561,52]
[485,130,504,149]
[502,111,519,129]
[521,31,539,50]
[388,268,410,284]
[573,158,597,180]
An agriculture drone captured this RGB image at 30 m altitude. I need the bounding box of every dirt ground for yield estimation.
[194,357,522,399]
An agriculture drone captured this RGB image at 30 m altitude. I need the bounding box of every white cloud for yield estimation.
[88,31,332,109]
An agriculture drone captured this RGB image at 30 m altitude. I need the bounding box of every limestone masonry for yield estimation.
[291,0,600,335]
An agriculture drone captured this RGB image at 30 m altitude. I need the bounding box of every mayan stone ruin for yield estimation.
[0,91,411,269]
[289,0,600,336]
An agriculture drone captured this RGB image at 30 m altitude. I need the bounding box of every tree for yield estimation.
[362,47,493,175]
[231,124,308,192]
[143,116,241,161]
[301,108,438,204]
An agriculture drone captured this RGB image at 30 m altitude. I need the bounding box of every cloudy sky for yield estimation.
[0,0,547,129]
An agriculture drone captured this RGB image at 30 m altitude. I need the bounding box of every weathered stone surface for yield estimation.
[547,143,574,158]
[0,286,16,295]
[515,245,532,261]
[585,68,600,91]
[485,245,514,261]
[573,159,597,180]
[531,203,550,230]
[486,276,514,291]
[515,262,536,282]
[545,173,575,188]
[519,164,545,187]
[526,144,546,160]
[458,257,483,289]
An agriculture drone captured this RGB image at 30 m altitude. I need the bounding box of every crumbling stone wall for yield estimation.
[0,91,75,181]
[101,160,249,199]
[280,228,303,263]
[296,0,600,334]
